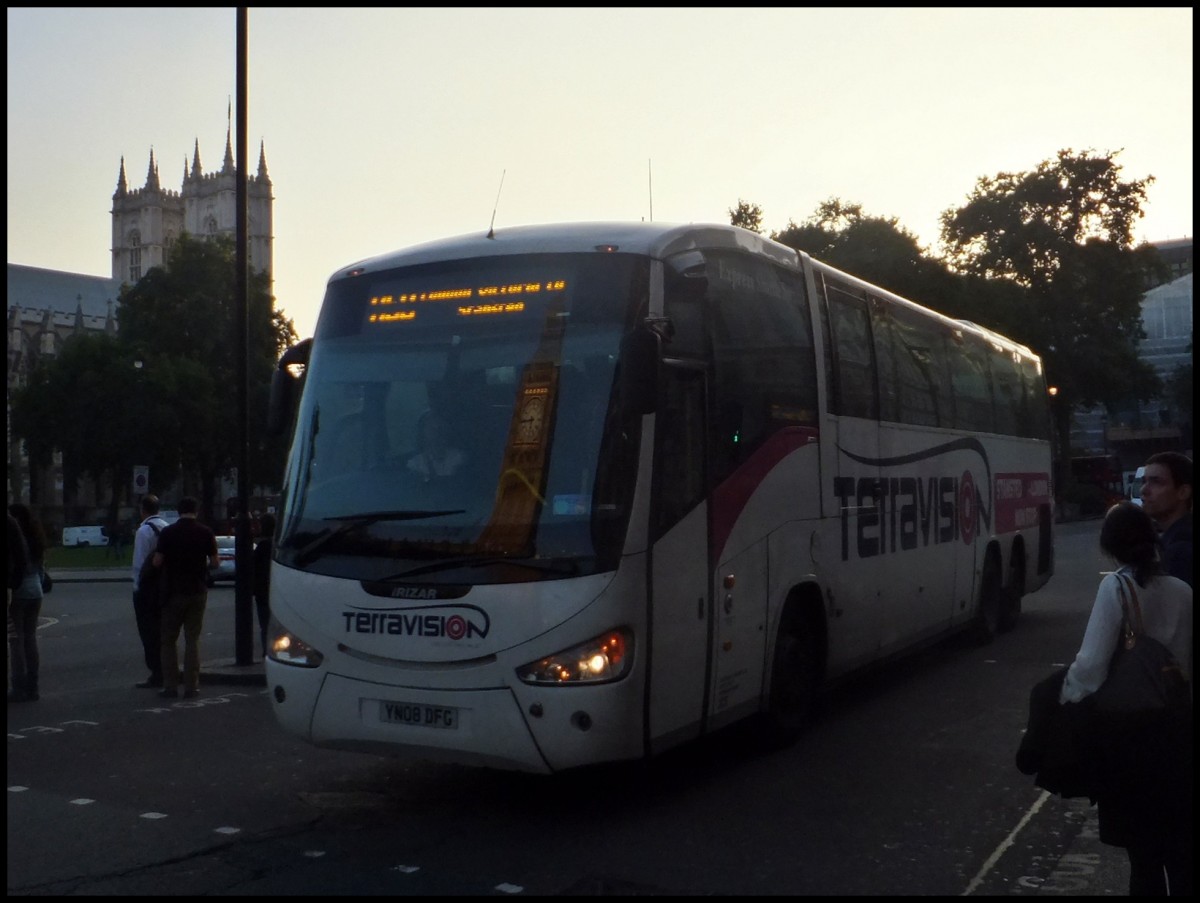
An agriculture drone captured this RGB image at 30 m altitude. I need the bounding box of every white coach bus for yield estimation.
[264,222,1054,773]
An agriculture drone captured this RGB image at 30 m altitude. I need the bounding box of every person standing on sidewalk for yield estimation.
[8,504,46,702]
[152,497,218,700]
[1059,502,1192,896]
[131,495,170,688]
[1140,451,1193,587]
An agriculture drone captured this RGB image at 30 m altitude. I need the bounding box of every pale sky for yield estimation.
[7,7,1193,338]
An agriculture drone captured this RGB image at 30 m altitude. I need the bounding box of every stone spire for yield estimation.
[114,156,128,197]
[145,148,160,191]
[192,138,203,178]
[222,125,235,173]
[257,140,271,184]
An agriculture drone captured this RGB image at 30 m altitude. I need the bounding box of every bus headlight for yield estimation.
[515,628,633,685]
[267,617,325,668]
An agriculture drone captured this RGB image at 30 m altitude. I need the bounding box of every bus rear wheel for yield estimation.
[759,611,821,748]
[972,554,1002,645]
[998,546,1025,633]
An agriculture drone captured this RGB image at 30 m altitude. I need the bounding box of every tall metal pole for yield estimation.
[234,7,254,665]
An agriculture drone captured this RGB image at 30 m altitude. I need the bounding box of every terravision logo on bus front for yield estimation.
[340,603,491,641]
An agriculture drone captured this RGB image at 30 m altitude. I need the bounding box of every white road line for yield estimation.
[961,789,1051,895]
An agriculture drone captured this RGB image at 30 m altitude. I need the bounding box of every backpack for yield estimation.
[137,522,165,602]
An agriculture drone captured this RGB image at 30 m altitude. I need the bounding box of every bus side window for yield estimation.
[705,251,816,481]
[654,367,707,538]
[887,302,949,428]
[949,332,995,433]
[869,297,901,423]
[1019,357,1051,440]
[991,350,1024,437]
[825,281,879,421]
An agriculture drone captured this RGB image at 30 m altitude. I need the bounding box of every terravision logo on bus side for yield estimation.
[341,602,491,641]
[834,438,995,562]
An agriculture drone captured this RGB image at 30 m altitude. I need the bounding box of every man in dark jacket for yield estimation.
[1140,451,1193,586]
[152,497,218,699]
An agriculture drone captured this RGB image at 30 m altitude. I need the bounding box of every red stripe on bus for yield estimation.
[710,426,819,561]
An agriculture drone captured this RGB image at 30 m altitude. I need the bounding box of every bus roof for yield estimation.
[327,220,1042,365]
[326,221,801,283]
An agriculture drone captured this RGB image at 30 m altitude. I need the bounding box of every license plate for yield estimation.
[379,700,458,729]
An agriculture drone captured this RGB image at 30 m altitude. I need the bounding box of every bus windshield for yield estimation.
[276,251,648,583]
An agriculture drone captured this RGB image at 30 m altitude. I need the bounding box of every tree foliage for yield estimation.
[728,199,764,234]
[117,233,298,516]
[11,232,297,521]
[939,148,1163,464]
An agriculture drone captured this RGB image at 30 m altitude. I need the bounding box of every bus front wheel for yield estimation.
[759,610,821,748]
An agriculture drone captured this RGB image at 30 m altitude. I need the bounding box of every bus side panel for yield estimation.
[708,436,821,731]
[874,423,961,649]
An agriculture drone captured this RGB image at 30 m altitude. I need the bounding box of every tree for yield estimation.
[728,199,764,233]
[10,333,157,524]
[117,233,298,520]
[939,149,1163,482]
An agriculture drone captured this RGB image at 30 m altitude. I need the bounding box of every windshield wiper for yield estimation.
[380,555,581,581]
[291,510,465,566]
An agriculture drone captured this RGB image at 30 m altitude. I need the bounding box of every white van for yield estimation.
[61,525,109,547]
[1128,466,1146,507]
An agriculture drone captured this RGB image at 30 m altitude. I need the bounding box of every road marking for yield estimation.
[392,865,420,874]
[70,799,96,805]
[214,826,241,835]
[140,812,168,819]
[8,786,29,792]
[961,789,1051,895]
[495,883,524,894]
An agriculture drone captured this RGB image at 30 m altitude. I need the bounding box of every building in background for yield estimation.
[110,132,273,285]
[7,127,273,534]
[1070,238,1193,493]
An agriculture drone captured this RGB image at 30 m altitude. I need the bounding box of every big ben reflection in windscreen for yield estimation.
[475,289,568,556]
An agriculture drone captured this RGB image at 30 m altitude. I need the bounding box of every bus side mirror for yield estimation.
[617,328,659,417]
[267,338,312,438]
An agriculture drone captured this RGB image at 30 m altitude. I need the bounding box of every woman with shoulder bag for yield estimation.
[7,504,46,703]
[1059,501,1193,896]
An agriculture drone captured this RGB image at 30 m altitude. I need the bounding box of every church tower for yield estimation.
[110,124,274,290]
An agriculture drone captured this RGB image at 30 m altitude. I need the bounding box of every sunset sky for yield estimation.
[7,7,1193,337]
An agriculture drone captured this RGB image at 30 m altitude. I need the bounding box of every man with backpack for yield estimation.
[152,496,219,700]
[131,494,169,689]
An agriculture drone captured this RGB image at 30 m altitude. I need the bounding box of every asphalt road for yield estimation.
[8,520,1134,895]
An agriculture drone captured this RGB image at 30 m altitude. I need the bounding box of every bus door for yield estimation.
[647,363,712,752]
[822,280,886,665]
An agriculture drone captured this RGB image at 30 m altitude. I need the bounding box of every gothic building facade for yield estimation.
[7,128,274,533]
[110,132,273,286]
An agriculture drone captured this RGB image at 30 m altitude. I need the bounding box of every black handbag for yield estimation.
[1090,574,1188,716]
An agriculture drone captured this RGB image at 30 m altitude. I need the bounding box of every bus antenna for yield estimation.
[486,169,506,239]
[648,158,653,222]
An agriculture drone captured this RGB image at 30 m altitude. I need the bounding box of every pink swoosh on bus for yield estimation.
[710,426,819,561]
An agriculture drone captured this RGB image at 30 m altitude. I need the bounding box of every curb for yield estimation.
[199,658,267,687]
